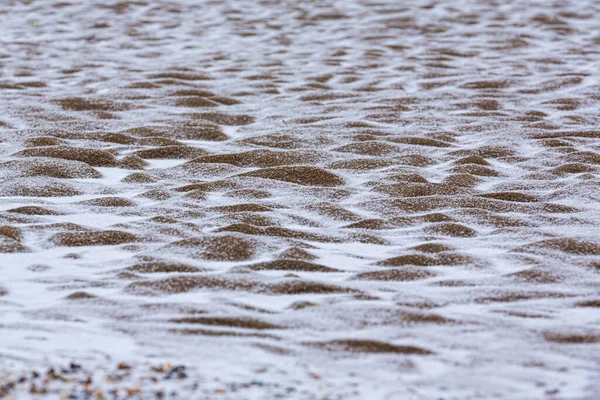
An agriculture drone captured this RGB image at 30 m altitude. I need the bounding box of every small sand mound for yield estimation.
[377,253,473,267]
[566,151,600,165]
[575,300,600,308]
[14,146,118,167]
[306,202,360,221]
[169,89,216,97]
[65,291,98,300]
[421,213,453,223]
[50,230,139,247]
[90,132,136,145]
[397,154,435,167]
[241,134,304,149]
[461,146,516,159]
[24,137,64,147]
[395,310,455,324]
[280,247,316,260]
[28,223,88,232]
[538,139,571,148]
[0,158,102,179]
[149,72,211,81]
[177,121,228,141]
[551,163,595,174]
[455,156,490,166]
[543,331,600,344]
[121,172,156,183]
[137,137,182,146]
[389,174,428,183]
[187,150,321,168]
[443,174,481,187]
[125,261,202,273]
[474,291,568,304]
[127,276,259,295]
[119,155,148,170]
[356,217,413,230]
[174,180,237,193]
[169,329,279,339]
[0,178,82,197]
[175,97,220,108]
[328,159,394,170]
[6,206,63,215]
[217,224,338,243]
[517,238,600,256]
[350,232,389,245]
[478,192,539,202]
[136,189,172,200]
[461,80,509,90]
[165,235,258,261]
[469,99,500,111]
[135,146,207,159]
[377,254,438,267]
[0,226,22,241]
[424,223,477,237]
[56,97,129,111]
[246,259,338,272]
[0,236,29,253]
[333,141,399,156]
[451,165,499,177]
[223,189,271,199]
[354,269,434,281]
[209,96,240,105]
[240,166,344,186]
[411,243,454,253]
[267,280,353,295]
[210,204,273,213]
[170,316,281,330]
[344,219,394,230]
[389,137,452,148]
[507,268,562,284]
[192,112,255,125]
[310,339,433,354]
[79,197,137,207]
[120,126,170,137]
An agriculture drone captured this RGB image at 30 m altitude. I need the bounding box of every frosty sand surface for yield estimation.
[1,0,600,398]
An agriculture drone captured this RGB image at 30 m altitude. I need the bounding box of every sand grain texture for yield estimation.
[1,1,599,399]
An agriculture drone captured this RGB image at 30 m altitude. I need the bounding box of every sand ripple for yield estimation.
[1,0,600,398]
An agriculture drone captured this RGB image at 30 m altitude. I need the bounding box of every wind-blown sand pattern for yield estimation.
[1,0,600,398]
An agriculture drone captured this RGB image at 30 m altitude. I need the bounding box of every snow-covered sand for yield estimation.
[1,0,599,398]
